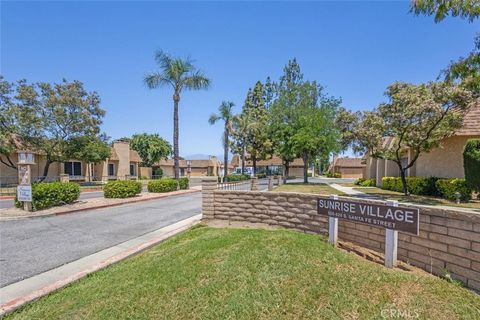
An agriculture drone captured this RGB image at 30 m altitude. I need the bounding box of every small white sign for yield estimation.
[17,185,32,202]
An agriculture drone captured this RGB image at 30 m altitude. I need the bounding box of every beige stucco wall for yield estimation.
[415,135,478,178]
[112,141,130,178]
[335,167,363,178]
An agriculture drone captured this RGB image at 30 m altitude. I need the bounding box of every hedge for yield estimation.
[381,176,439,196]
[104,180,142,198]
[178,177,189,190]
[463,139,480,191]
[226,174,250,182]
[355,178,376,187]
[436,179,472,201]
[148,179,178,193]
[381,176,472,201]
[15,182,80,211]
[325,172,341,178]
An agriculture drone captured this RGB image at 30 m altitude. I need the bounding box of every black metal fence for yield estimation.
[217,180,252,191]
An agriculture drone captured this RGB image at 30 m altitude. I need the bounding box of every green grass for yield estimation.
[7,227,480,319]
[353,187,480,211]
[274,183,344,195]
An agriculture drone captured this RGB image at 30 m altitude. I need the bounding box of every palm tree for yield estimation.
[209,101,235,182]
[231,112,252,175]
[144,51,210,180]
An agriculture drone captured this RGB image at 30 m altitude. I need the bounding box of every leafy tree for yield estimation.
[242,81,273,174]
[411,0,480,22]
[290,82,341,183]
[355,81,474,195]
[230,112,251,174]
[144,51,210,180]
[209,101,235,181]
[130,133,172,167]
[0,78,105,179]
[463,139,480,191]
[65,135,111,182]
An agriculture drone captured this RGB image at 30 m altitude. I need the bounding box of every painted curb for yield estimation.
[0,214,202,316]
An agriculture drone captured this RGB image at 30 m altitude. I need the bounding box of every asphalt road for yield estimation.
[0,193,201,287]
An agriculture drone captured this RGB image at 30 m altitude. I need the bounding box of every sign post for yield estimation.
[17,152,35,212]
[328,195,339,246]
[317,196,419,269]
[385,200,399,268]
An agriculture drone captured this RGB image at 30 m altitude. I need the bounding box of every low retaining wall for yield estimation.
[202,186,480,291]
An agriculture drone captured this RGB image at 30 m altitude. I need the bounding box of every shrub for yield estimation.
[15,182,80,211]
[152,167,163,179]
[354,178,365,185]
[359,178,376,187]
[436,179,472,201]
[381,176,439,196]
[325,172,341,178]
[178,177,189,190]
[148,179,178,193]
[226,174,250,182]
[463,139,480,191]
[255,173,267,179]
[104,180,142,198]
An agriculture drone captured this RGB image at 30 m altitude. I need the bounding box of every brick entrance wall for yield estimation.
[202,183,480,291]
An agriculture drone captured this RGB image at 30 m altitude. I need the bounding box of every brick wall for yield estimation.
[202,186,480,291]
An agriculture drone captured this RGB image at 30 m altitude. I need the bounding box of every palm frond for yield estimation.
[143,72,173,89]
[208,113,220,125]
[219,101,235,119]
[183,70,211,90]
[154,50,173,70]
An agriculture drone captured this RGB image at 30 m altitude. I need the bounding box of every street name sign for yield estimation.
[317,197,419,236]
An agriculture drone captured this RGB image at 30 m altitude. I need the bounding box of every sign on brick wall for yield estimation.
[317,198,419,235]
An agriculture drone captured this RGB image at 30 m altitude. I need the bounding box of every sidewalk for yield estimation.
[0,214,202,316]
[0,186,201,221]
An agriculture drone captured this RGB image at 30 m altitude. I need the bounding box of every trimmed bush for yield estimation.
[226,174,250,182]
[381,176,439,196]
[436,179,472,201]
[152,167,163,179]
[463,139,480,191]
[15,182,80,211]
[178,177,189,190]
[104,180,142,198]
[148,179,178,193]
[356,178,376,187]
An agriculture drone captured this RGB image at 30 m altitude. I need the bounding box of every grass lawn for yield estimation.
[353,187,480,210]
[273,183,344,195]
[7,227,480,319]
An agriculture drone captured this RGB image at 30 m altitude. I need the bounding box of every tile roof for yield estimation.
[156,159,219,168]
[333,157,365,168]
[129,150,142,163]
[230,155,304,167]
[455,102,480,136]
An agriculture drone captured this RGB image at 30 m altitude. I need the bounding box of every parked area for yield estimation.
[5,227,479,319]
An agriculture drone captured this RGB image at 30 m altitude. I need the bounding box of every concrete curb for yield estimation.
[0,188,201,221]
[0,214,202,316]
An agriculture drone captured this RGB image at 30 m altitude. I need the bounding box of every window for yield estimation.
[64,161,82,176]
[129,164,136,176]
[108,163,115,176]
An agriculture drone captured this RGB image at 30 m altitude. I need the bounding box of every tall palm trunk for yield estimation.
[241,143,246,175]
[224,126,229,182]
[173,93,180,180]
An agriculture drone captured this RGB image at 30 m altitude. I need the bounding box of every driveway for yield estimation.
[0,193,201,287]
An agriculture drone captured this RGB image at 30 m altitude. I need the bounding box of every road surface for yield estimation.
[0,193,201,287]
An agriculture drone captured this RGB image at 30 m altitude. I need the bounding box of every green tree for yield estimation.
[230,112,251,174]
[463,139,480,191]
[130,133,172,167]
[411,0,480,22]
[355,81,474,195]
[242,81,273,174]
[144,51,210,180]
[209,101,235,181]
[0,78,105,180]
[65,135,111,182]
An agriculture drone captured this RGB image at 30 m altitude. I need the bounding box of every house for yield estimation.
[230,155,307,177]
[0,140,142,184]
[363,104,480,186]
[330,157,365,178]
[154,157,221,177]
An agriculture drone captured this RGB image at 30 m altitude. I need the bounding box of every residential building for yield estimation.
[330,157,365,178]
[0,140,142,184]
[155,157,221,177]
[363,104,480,186]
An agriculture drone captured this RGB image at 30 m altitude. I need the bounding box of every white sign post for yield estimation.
[17,185,32,202]
[17,152,35,212]
[384,200,399,268]
[328,194,339,246]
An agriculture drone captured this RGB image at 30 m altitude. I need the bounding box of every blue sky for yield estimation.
[1,1,478,158]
